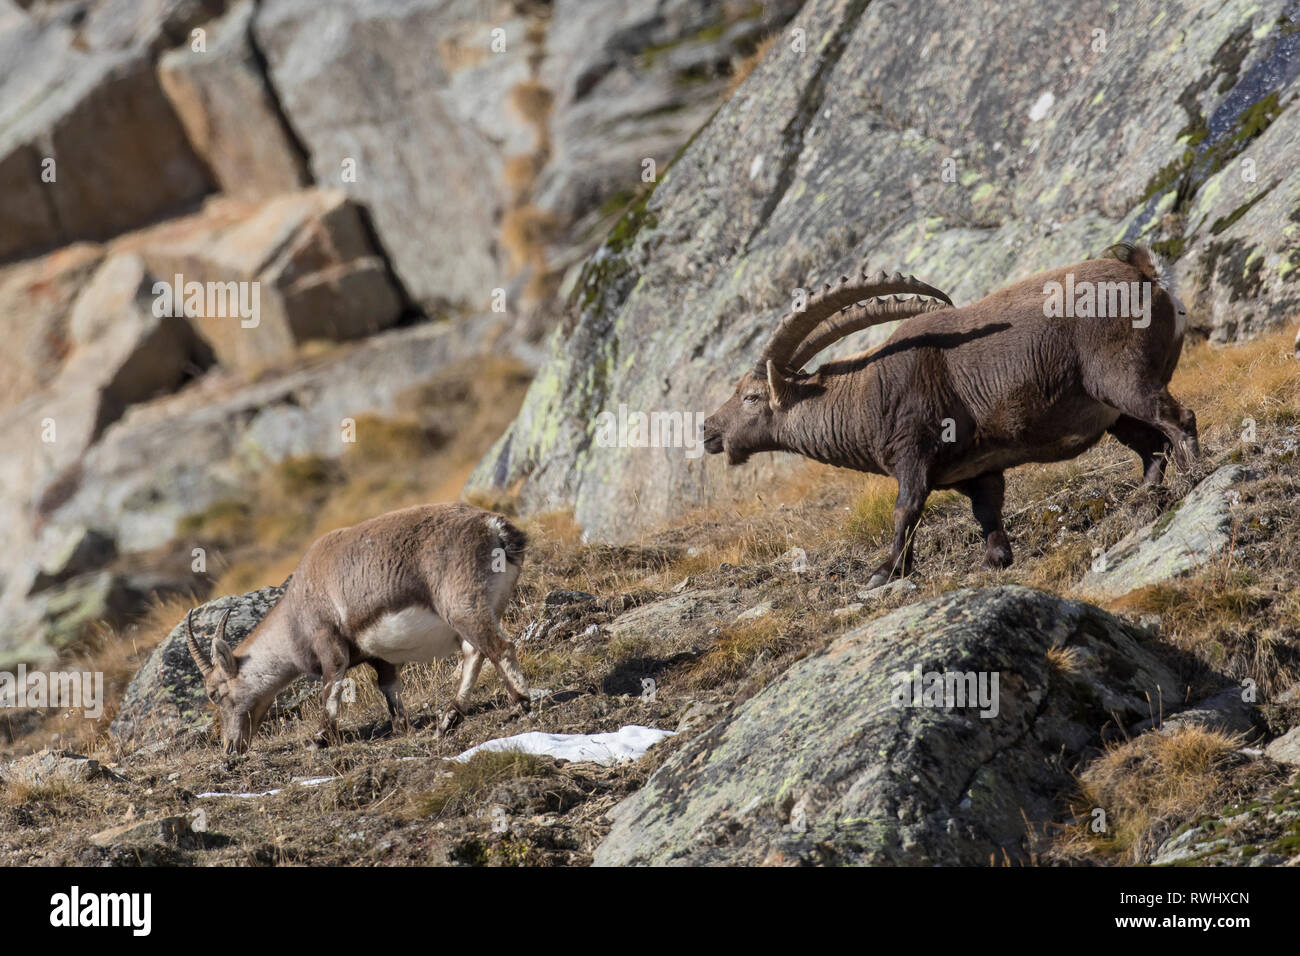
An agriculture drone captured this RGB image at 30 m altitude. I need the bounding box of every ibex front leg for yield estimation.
[866,469,931,589]
[311,634,349,749]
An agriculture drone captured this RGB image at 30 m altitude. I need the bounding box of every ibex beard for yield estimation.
[702,242,1198,589]
[185,503,531,754]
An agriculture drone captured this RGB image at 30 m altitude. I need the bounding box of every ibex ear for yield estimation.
[765,360,793,411]
[211,637,238,679]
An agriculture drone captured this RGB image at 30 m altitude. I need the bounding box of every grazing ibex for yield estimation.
[185,502,531,753]
[702,243,1197,588]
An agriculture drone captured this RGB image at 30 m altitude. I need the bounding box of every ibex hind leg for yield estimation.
[446,608,530,710]
[372,659,409,735]
[958,472,1013,569]
[438,640,485,737]
[1089,382,1199,471]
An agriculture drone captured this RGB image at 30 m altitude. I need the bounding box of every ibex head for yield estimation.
[186,609,266,754]
[703,269,952,465]
[701,362,802,466]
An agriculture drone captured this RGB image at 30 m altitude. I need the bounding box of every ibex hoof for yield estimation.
[436,708,463,737]
[863,570,892,591]
[983,549,1013,570]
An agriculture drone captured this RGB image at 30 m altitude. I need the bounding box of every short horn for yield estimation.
[185,610,213,679]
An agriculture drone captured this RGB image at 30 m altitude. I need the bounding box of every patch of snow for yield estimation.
[450,725,674,767]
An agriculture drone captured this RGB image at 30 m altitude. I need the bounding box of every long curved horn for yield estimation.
[787,296,954,371]
[758,268,952,372]
[185,610,213,679]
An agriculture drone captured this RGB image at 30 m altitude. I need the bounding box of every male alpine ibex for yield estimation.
[185,502,531,753]
[702,243,1197,588]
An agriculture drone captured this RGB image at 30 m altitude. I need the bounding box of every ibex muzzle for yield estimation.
[704,243,1198,588]
[185,503,531,754]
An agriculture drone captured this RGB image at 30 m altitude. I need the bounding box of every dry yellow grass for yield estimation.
[1,592,198,758]
[1,777,83,809]
[1169,330,1300,436]
[727,33,776,96]
[508,80,554,126]
[501,204,560,271]
[685,612,796,689]
[1064,726,1246,861]
[410,750,555,819]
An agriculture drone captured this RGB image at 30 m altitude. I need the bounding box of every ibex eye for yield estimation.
[743,395,760,405]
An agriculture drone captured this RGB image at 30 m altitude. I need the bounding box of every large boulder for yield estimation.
[0,20,212,258]
[249,0,800,313]
[35,314,507,561]
[109,583,289,744]
[56,251,216,438]
[119,189,404,371]
[0,243,104,413]
[532,0,803,265]
[468,0,1300,539]
[593,586,1184,866]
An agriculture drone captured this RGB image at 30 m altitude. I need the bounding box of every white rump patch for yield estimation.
[450,725,674,767]
[356,606,461,663]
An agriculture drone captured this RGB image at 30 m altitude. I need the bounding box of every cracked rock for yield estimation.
[594,585,1181,866]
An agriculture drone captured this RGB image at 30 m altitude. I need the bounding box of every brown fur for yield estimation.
[186,503,530,753]
[703,246,1198,587]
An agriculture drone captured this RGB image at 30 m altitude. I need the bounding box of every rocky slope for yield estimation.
[3,423,1297,866]
[1,0,1298,869]
[469,0,1300,538]
[0,0,797,664]
[595,586,1186,866]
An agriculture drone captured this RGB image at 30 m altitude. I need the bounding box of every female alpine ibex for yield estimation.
[185,502,531,753]
[702,243,1198,588]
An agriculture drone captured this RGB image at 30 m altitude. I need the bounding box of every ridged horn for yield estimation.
[787,296,954,371]
[758,268,952,372]
[185,610,212,679]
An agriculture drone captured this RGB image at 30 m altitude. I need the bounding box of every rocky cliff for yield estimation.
[469,0,1300,539]
[0,0,798,663]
